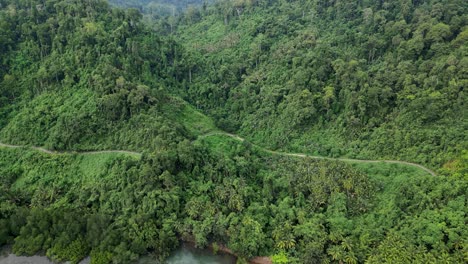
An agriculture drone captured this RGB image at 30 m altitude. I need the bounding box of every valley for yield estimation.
[0,0,466,263]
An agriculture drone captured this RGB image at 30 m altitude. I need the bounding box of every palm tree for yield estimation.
[328,245,345,264]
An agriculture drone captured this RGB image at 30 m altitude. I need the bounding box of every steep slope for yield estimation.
[0,0,195,152]
[173,0,467,168]
[0,1,467,264]
[0,0,201,261]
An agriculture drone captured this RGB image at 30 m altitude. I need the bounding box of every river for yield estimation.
[140,243,237,264]
[0,244,236,264]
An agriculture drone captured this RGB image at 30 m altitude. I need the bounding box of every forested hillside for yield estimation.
[171,0,467,167]
[0,0,194,151]
[0,0,467,264]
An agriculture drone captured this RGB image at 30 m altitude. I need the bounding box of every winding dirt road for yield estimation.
[200,132,437,176]
[0,132,436,176]
[0,142,141,157]
[0,133,436,264]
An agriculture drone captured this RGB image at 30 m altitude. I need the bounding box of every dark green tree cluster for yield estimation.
[0,0,191,151]
[0,0,467,263]
[0,147,186,263]
[171,0,467,167]
[0,1,194,260]
[1,140,466,263]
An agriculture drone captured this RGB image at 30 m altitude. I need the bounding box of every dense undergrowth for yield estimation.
[1,140,467,263]
[0,0,467,263]
[170,0,467,167]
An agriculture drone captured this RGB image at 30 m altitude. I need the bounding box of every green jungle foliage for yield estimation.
[0,0,467,263]
[1,141,466,263]
[0,0,195,152]
[170,0,467,167]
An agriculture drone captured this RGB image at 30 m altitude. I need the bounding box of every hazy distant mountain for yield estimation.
[109,0,206,16]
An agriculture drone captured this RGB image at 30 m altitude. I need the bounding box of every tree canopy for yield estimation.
[0,0,466,263]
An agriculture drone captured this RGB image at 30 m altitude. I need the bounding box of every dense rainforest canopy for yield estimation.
[169,0,467,167]
[0,0,466,264]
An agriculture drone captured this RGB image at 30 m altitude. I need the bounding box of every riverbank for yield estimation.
[212,244,271,264]
[0,246,90,264]
[0,243,244,264]
[183,239,272,264]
